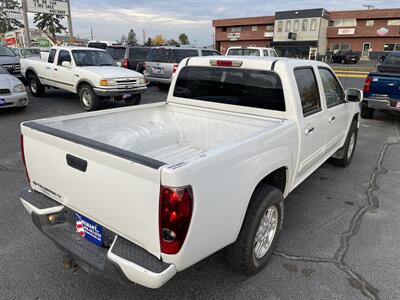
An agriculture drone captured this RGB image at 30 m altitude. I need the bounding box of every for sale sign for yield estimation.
[26,0,70,16]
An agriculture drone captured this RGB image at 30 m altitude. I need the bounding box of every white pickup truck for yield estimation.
[20,47,147,111]
[19,57,362,288]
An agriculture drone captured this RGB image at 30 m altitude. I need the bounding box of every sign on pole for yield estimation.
[26,0,70,16]
[5,9,23,20]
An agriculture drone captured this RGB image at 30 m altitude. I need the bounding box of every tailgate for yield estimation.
[21,122,165,258]
[370,73,400,100]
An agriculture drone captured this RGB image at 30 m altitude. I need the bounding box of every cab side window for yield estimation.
[57,50,72,66]
[263,50,270,57]
[294,67,321,116]
[318,68,345,107]
[48,49,56,63]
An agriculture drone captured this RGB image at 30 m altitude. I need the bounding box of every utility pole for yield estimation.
[142,29,146,45]
[91,27,94,40]
[22,0,31,47]
[67,0,73,40]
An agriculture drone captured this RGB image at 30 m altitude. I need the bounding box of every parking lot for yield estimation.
[0,78,399,299]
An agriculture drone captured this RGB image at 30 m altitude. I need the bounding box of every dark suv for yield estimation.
[330,50,360,64]
[0,46,21,78]
[121,47,151,73]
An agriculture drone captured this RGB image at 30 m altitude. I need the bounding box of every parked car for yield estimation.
[20,46,147,111]
[226,47,278,57]
[330,50,360,64]
[104,45,126,66]
[121,46,151,73]
[362,51,400,118]
[0,45,21,78]
[19,56,362,288]
[0,66,28,109]
[10,48,41,58]
[144,46,220,87]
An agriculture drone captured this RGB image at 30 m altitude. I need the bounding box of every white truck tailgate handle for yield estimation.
[66,154,88,172]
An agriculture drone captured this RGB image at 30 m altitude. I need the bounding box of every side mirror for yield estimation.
[378,55,386,63]
[61,61,72,68]
[345,88,363,102]
[116,61,122,67]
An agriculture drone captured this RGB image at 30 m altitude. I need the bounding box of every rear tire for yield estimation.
[79,84,101,111]
[125,94,141,106]
[361,104,374,119]
[226,184,284,275]
[330,121,358,167]
[28,74,45,97]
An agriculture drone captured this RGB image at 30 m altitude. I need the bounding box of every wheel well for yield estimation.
[26,69,36,79]
[352,113,359,123]
[257,167,287,194]
[76,81,91,93]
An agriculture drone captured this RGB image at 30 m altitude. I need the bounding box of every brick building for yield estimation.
[213,8,400,59]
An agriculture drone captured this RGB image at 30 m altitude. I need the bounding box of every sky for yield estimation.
[31,0,396,46]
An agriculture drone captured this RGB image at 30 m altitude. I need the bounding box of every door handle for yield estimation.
[54,68,58,71]
[304,126,315,136]
[328,115,336,123]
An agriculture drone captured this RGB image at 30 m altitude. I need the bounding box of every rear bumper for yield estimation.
[145,76,172,85]
[363,98,400,112]
[93,86,147,97]
[19,189,176,289]
[0,92,29,108]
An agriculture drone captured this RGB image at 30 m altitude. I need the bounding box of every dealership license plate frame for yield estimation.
[74,212,103,246]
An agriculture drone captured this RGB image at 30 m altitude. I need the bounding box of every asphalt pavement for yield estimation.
[1,79,399,299]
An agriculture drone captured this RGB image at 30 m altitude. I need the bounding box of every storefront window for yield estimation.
[383,44,400,52]
[330,43,351,51]
[310,19,317,31]
[285,20,291,32]
[302,19,308,31]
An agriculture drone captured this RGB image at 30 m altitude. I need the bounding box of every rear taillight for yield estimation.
[172,63,179,73]
[363,77,372,94]
[20,135,30,183]
[123,58,129,68]
[210,59,243,67]
[159,186,193,254]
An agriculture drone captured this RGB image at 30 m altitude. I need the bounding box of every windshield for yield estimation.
[106,47,126,60]
[146,48,199,63]
[173,66,285,111]
[384,52,400,65]
[0,47,16,57]
[72,50,116,66]
[21,49,41,57]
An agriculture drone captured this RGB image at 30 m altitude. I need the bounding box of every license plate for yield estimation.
[0,98,5,106]
[152,67,163,74]
[75,212,103,246]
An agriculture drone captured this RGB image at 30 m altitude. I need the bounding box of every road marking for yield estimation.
[333,70,370,74]
[336,74,368,78]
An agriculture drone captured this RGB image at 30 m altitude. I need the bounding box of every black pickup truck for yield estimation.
[361,52,400,119]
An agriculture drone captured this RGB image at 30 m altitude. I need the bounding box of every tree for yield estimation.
[0,0,23,35]
[152,34,166,46]
[166,38,179,46]
[178,33,189,45]
[33,14,66,41]
[143,37,152,46]
[127,29,138,46]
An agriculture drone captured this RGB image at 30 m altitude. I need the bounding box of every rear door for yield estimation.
[43,48,57,86]
[317,67,350,153]
[294,67,328,180]
[22,123,164,257]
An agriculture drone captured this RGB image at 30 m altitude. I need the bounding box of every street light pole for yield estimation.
[67,0,73,40]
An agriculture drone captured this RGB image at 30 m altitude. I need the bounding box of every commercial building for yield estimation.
[213,8,400,59]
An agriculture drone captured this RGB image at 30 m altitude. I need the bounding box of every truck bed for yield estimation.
[31,103,283,166]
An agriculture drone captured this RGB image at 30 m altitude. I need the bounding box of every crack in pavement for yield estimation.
[274,117,400,300]
[0,164,23,173]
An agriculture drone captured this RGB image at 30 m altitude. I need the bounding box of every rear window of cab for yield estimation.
[173,66,285,111]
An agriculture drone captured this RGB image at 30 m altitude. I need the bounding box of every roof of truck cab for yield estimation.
[185,56,331,70]
[51,46,106,51]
